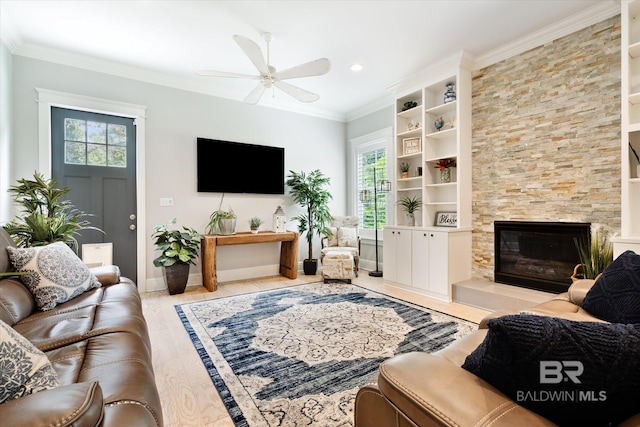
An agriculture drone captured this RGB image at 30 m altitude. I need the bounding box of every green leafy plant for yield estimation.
[249,217,263,229]
[399,162,410,173]
[2,172,102,250]
[206,206,236,234]
[573,224,614,280]
[151,218,202,267]
[397,195,422,214]
[286,169,333,261]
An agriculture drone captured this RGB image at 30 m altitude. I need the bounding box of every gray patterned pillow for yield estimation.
[7,242,101,311]
[0,319,60,403]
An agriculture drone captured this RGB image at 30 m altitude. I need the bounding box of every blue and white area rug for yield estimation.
[176,282,476,426]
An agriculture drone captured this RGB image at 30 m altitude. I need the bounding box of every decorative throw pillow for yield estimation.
[0,319,60,403]
[337,227,358,248]
[6,242,101,311]
[326,227,338,247]
[462,314,640,426]
[582,250,640,323]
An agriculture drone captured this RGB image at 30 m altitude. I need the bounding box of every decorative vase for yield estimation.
[163,263,190,295]
[406,213,415,226]
[250,228,259,234]
[434,117,444,132]
[401,172,409,179]
[444,82,456,104]
[219,218,236,235]
[440,168,451,183]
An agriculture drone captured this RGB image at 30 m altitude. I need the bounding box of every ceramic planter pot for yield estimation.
[219,218,236,235]
[163,263,190,295]
[303,259,318,275]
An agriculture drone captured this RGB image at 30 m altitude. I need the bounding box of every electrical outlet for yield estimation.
[160,197,173,207]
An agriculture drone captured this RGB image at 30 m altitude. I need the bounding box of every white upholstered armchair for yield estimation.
[321,216,360,277]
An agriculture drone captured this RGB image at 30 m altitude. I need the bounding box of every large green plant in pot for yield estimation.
[152,218,202,295]
[2,172,102,250]
[286,169,332,275]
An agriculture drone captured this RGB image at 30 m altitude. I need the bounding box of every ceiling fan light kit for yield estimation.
[198,32,331,105]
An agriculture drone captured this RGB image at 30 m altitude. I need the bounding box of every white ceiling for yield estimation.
[0,0,618,121]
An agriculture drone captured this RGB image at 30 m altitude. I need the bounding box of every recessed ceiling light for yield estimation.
[350,63,364,72]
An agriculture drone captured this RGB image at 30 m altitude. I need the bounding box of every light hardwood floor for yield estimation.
[141,273,490,427]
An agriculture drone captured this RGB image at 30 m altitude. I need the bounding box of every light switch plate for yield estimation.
[160,197,173,207]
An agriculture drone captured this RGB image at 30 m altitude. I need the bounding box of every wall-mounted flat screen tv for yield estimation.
[197,138,285,194]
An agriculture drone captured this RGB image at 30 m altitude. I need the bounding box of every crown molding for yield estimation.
[344,94,394,122]
[10,42,346,122]
[474,0,620,70]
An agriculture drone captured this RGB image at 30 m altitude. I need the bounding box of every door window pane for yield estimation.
[357,148,387,230]
[63,117,127,167]
[64,118,85,142]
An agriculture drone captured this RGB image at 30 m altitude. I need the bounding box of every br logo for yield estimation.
[540,361,584,384]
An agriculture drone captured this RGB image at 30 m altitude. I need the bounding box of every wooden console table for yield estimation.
[201,231,298,291]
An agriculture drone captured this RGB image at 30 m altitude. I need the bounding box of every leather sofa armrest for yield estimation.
[376,353,555,427]
[90,265,121,286]
[567,279,596,306]
[0,381,104,427]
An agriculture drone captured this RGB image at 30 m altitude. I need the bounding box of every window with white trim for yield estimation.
[355,145,388,232]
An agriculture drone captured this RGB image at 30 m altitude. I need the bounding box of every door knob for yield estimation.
[129,224,136,230]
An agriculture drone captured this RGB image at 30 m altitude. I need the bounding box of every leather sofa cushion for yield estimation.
[0,381,104,427]
[0,279,36,325]
[462,314,640,426]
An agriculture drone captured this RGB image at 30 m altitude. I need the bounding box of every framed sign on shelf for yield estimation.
[402,137,421,156]
[435,212,457,227]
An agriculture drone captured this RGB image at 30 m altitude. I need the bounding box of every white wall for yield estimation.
[10,55,346,291]
[0,41,12,222]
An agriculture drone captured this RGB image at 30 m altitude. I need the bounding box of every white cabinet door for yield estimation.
[428,231,449,297]
[383,228,397,282]
[395,229,412,286]
[411,230,429,290]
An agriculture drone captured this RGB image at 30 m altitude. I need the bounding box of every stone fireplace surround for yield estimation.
[470,15,621,286]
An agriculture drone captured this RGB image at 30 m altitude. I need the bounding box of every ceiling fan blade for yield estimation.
[244,83,267,104]
[233,35,270,76]
[273,81,320,103]
[197,70,259,79]
[275,58,331,80]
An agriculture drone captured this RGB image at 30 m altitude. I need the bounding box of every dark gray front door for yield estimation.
[51,107,137,281]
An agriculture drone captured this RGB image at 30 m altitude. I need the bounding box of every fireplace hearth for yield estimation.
[494,221,590,293]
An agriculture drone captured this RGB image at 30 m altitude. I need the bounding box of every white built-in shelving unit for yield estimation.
[383,51,473,301]
[614,0,640,256]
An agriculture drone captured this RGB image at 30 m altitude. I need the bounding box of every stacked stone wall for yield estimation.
[471,16,621,280]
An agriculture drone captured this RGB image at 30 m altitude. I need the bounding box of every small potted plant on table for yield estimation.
[399,162,410,179]
[206,206,237,235]
[249,217,263,234]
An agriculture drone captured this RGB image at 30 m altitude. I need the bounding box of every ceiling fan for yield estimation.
[197,33,331,104]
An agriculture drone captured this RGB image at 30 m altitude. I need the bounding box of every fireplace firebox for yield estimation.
[494,221,590,293]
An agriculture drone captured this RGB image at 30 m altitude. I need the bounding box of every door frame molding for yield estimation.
[36,88,148,291]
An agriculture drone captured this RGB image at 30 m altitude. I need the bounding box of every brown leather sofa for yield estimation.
[0,229,163,427]
[354,279,640,427]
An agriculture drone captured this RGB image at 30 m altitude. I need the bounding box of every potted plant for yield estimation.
[398,195,422,226]
[2,172,102,250]
[249,217,263,234]
[152,218,202,295]
[206,206,237,235]
[434,158,456,183]
[399,162,410,179]
[572,224,614,281]
[286,169,333,275]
